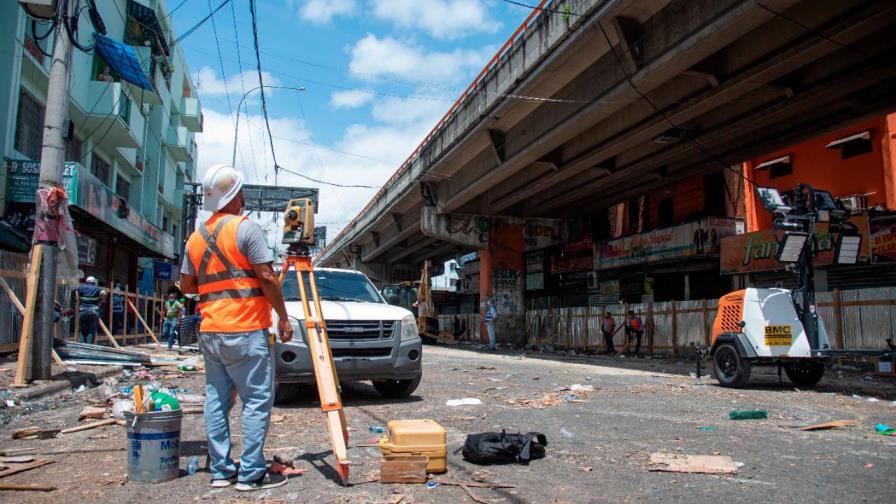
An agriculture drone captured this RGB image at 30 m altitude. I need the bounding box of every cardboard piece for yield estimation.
[649,454,739,474]
[800,419,855,431]
[380,455,428,484]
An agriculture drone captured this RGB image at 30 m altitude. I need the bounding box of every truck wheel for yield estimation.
[784,361,825,388]
[274,382,300,405]
[372,375,421,399]
[713,343,751,388]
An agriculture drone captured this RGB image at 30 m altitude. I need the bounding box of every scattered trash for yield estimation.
[689,372,711,385]
[111,400,134,420]
[426,480,439,489]
[174,393,204,404]
[866,397,879,403]
[800,420,855,431]
[874,423,896,436]
[585,376,592,381]
[559,428,574,439]
[563,394,581,402]
[580,466,592,472]
[186,456,199,475]
[864,463,874,469]
[75,384,88,393]
[79,407,106,421]
[728,410,768,420]
[649,454,739,474]
[11,428,60,440]
[368,425,386,434]
[99,377,119,398]
[270,414,285,423]
[150,391,180,412]
[446,398,482,407]
[4,400,14,408]
[477,365,496,370]
[696,426,717,431]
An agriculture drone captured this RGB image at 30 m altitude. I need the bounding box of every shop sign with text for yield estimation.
[720,215,871,274]
[596,218,740,270]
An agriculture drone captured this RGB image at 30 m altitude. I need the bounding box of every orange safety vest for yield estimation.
[185,213,272,333]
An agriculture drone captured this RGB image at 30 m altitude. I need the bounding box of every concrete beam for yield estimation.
[499,0,895,213]
[440,0,800,214]
[361,217,420,263]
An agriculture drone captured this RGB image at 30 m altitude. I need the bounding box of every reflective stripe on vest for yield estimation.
[186,213,272,333]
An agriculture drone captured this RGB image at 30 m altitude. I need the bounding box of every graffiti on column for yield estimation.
[493,269,522,314]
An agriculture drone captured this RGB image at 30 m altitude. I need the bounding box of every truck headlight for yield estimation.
[400,315,418,341]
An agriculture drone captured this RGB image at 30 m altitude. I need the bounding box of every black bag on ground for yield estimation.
[462,430,548,465]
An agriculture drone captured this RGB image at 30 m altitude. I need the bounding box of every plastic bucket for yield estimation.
[124,409,183,482]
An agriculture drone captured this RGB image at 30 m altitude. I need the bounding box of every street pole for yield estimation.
[230,85,305,168]
[34,2,73,379]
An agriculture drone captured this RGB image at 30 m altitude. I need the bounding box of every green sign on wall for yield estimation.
[3,159,77,203]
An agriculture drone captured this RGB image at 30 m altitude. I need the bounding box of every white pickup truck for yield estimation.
[273,268,422,403]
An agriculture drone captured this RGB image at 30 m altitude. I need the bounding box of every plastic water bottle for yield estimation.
[368,425,386,434]
[559,427,574,439]
[187,456,199,475]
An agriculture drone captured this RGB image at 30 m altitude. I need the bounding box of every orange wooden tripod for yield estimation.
[279,254,350,484]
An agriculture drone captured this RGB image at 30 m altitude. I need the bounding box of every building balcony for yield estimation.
[165,125,190,162]
[128,47,162,106]
[82,81,144,149]
[181,97,203,132]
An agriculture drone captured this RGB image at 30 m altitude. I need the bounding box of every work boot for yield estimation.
[210,474,237,488]
[235,471,288,492]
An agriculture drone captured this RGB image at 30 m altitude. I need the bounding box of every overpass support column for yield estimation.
[479,221,526,347]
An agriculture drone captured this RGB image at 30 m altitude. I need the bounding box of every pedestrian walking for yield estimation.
[626,310,644,355]
[601,311,616,353]
[75,276,106,344]
[483,298,497,351]
[180,164,294,492]
[162,292,183,350]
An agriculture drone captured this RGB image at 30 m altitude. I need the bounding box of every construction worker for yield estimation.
[162,292,183,350]
[483,298,497,351]
[179,164,293,492]
[111,279,125,334]
[626,310,644,355]
[601,311,616,354]
[76,276,106,344]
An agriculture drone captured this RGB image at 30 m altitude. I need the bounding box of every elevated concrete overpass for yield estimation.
[317,0,896,284]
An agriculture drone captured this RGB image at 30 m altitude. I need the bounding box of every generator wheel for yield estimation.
[784,361,825,388]
[713,343,751,388]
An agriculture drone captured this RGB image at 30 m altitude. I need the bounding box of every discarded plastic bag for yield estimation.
[446,398,482,406]
[462,430,547,465]
[111,399,135,420]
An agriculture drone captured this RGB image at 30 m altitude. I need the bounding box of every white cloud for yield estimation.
[349,34,492,83]
[195,102,438,243]
[297,0,357,24]
[192,66,282,98]
[372,0,499,39]
[330,89,374,109]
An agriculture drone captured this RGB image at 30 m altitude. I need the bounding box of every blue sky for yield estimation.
[170,0,536,239]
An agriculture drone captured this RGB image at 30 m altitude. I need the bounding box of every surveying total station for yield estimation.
[711,184,894,388]
[277,198,350,483]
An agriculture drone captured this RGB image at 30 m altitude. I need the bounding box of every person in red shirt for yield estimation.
[626,310,644,355]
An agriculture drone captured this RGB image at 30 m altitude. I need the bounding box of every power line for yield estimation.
[276,165,379,189]
[172,0,231,46]
[228,0,259,184]
[496,0,583,16]
[165,0,190,19]
[247,0,279,181]
[206,0,235,136]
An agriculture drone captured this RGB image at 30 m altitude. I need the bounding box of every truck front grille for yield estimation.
[326,320,395,340]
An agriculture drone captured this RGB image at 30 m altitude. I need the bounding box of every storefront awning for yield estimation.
[94,34,154,91]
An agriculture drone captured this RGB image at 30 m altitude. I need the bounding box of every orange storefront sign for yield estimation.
[720,215,871,274]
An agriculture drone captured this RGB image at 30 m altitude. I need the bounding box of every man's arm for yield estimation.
[250,262,293,342]
[180,274,198,294]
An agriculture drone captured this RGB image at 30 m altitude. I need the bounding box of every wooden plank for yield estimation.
[15,244,43,386]
[380,456,428,483]
[0,459,54,479]
[671,300,679,356]
[96,318,122,349]
[60,419,121,434]
[0,483,56,491]
[0,269,27,279]
[128,299,162,349]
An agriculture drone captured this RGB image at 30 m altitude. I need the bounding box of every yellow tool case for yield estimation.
[378,419,447,473]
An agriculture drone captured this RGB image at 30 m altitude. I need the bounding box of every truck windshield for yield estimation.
[281,270,383,304]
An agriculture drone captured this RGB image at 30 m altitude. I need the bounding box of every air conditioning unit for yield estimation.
[19,0,57,19]
[586,271,599,290]
[838,194,869,214]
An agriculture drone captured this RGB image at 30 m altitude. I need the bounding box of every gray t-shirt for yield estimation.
[181,218,273,275]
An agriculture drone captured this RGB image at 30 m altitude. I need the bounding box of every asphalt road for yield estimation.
[1,345,894,503]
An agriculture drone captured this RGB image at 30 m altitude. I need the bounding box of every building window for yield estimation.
[163,216,169,232]
[826,131,873,160]
[768,162,793,179]
[65,134,82,163]
[14,90,45,160]
[91,154,110,185]
[172,224,178,240]
[115,174,130,201]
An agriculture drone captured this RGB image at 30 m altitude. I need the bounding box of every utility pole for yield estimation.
[34,1,73,380]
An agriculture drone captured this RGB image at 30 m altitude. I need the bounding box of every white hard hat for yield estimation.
[201,164,244,212]
[86,276,97,285]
